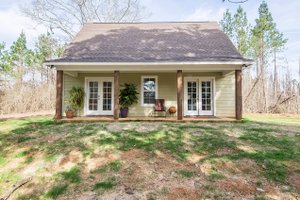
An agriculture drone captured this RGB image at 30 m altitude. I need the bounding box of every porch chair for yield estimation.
[153,99,167,117]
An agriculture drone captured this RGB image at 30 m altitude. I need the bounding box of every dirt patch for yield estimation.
[288,172,300,189]
[121,149,148,159]
[85,152,120,172]
[43,134,64,143]
[166,187,199,200]
[134,122,163,133]
[106,122,162,133]
[215,147,237,155]
[236,158,261,174]
[53,150,84,171]
[215,178,256,195]
[187,153,206,164]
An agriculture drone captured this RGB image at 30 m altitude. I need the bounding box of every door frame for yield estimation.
[84,77,114,116]
[184,76,216,116]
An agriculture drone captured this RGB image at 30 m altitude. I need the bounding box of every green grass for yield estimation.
[91,161,122,174]
[244,114,300,125]
[46,183,68,199]
[0,154,7,166]
[175,169,195,178]
[60,166,81,184]
[15,150,29,158]
[0,114,299,198]
[207,172,225,181]
[94,177,117,190]
[108,161,122,172]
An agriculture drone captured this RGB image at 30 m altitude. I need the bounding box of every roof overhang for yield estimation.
[44,61,252,72]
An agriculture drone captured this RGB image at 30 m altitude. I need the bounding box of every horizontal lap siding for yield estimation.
[183,72,235,118]
[215,74,235,117]
[63,74,84,116]
[62,71,235,117]
[119,73,177,117]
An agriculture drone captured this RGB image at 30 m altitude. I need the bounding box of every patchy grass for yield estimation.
[0,115,299,199]
[60,166,81,184]
[45,183,68,199]
[175,169,195,178]
[94,177,117,190]
[91,160,122,174]
[207,172,225,181]
[244,114,300,125]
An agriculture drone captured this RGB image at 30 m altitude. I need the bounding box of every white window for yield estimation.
[141,76,158,106]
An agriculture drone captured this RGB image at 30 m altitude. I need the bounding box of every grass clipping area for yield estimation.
[0,115,299,199]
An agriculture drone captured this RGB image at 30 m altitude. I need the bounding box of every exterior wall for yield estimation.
[63,71,235,118]
[63,74,84,116]
[183,72,235,117]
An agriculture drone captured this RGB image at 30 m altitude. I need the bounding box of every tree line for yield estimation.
[0,0,144,114]
[0,0,298,114]
[220,1,299,114]
[0,32,64,114]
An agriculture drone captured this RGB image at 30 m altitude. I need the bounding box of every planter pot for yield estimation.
[169,106,177,114]
[120,107,129,118]
[65,111,74,118]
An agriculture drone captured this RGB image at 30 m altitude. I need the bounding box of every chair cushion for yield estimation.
[155,99,165,111]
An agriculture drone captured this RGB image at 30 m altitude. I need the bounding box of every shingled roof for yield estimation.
[48,22,248,63]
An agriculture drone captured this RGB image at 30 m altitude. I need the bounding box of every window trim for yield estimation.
[141,76,158,107]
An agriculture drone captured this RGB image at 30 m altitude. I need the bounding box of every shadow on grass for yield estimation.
[0,118,104,160]
[1,117,299,186]
[201,124,300,183]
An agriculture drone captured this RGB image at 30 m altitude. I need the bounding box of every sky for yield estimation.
[0,0,299,77]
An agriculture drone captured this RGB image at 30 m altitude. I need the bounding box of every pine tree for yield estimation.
[252,1,287,112]
[220,6,251,57]
[8,32,33,83]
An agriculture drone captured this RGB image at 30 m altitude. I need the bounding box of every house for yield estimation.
[45,22,251,120]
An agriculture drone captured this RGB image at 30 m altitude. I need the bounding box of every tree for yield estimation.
[35,32,65,82]
[3,32,34,83]
[220,6,251,57]
[252,1,286,112]
[270,29,287,96]
[21,0,146,39]
[220,9,234,39]
[233,6,251,57]
[0,43,10,73]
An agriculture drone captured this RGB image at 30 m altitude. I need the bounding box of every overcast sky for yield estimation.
[0,0,299,77]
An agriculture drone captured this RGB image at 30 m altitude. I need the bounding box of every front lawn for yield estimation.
[0,115,299,199]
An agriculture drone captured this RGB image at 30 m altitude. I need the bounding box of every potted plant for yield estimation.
[119,83,139,118]
[65,106,75,118]
[67,86,85,117]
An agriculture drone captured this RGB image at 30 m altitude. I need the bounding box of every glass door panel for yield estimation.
[88,81,99,113]
[86,78,114,115]
[102,81,112,111]
[199,80,213,115]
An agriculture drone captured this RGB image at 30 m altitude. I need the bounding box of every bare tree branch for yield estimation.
[21,0,146,40]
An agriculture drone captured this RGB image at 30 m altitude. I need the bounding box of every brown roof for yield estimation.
[47,22,248,63]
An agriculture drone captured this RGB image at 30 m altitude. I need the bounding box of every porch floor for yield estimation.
[59,116,238,123]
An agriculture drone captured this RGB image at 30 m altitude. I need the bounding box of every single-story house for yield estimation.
[45,22,251,120]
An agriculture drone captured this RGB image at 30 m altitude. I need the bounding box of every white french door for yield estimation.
[184,77,214,116]
[85,77,114,115]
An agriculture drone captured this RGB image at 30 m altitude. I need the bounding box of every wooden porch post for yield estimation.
[235,69,242,120]
[114,71,120,120]
[177,70,183,120]
[55,70,63,120]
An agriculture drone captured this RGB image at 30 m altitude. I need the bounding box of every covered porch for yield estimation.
[59,116,238,122]
[54,63,243,121]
